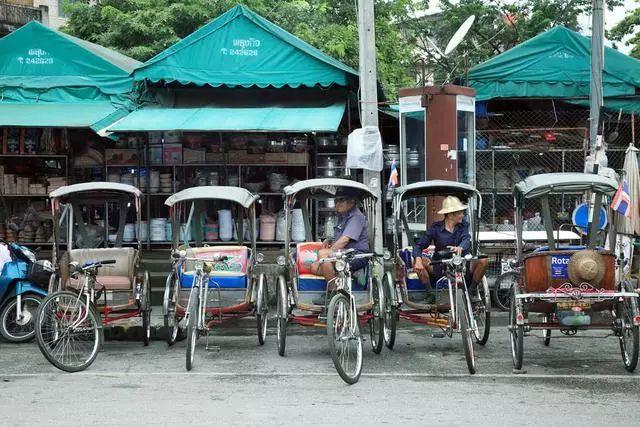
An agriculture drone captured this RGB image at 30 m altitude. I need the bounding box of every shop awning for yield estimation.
[0,21,140,96]
[107,103,346,132]
[133,5,357,89]
[0,103,121,129]
[468,26,640,101]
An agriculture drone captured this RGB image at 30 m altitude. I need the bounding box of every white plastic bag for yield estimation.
[346,126,383,171]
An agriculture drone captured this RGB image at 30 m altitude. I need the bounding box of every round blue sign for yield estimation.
[571,202,607,235]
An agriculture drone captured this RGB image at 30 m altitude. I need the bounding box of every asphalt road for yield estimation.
[0,313,638,426]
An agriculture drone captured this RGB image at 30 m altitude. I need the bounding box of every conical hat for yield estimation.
[568,249,605,286]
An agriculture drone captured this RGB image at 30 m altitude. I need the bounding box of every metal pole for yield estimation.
[589,0,605,154]
[357,0,383,254]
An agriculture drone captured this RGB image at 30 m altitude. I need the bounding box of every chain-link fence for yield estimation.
[473,105,637,231]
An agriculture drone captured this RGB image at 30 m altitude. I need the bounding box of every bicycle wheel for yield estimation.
[493,272,518,312]
[618,282,639,372]
[35,291,101,372]
[185,289,199,372]
[256,274,268,346]
[509,288,524,370]
[457,288,476,374]
[0,294,42,343]
[369,277,384,354]
[276,275,288,357]
[327,292,362,385]
[382,272,397,350]
[473,277,491,345]
[142,271,151,346]
[542,315,551,346]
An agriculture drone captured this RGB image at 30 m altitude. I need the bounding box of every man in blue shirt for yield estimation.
[413,196,488,296]
[310,187,369,293]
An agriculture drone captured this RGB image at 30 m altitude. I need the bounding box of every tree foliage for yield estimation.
[609,1,640,58]
[404,0,622,86]
[61,0,415,97]
[62,0,623,99]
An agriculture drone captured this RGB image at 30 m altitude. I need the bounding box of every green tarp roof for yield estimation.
[134,5,358,89]
[107,103,346,132]
[468,26,640,102]
[0,21,140,95]
[0,21,141,129]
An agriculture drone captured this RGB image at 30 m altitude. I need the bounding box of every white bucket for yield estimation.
[123,223,135,242]
[135,221,148,241]
[218,210,233,242]
[259,214,276,241]
[291,209,305,242]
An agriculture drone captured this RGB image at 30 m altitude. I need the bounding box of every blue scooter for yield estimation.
[0,243,53,342]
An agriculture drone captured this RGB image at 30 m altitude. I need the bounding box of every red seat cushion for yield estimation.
[296,242,323,275]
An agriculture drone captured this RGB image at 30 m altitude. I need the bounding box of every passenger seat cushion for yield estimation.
[180,246,250,289]
[185,246,249,274]
[296,242,323,275]
[63,247,138,291]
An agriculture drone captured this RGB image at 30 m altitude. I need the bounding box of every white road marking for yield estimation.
[1,372,638,380]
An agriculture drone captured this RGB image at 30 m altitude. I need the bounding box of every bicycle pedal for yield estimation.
[431,332,446,338]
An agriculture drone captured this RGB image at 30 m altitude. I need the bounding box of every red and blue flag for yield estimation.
[611,179,631,217]
[387,159,399,190]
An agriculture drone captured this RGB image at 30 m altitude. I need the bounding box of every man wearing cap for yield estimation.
[412,195,488,299]
[310,187,369,294]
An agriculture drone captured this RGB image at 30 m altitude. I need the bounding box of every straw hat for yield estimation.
[568,249,605,286]
[438,196,468,215]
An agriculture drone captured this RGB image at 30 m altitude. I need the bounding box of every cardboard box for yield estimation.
[245,153,265,164]
[105,149,139,166]
[228,150,248,164]
[205,152,225,163]
[163,143,182,165]
[287,152,309,165]
[264,152,288,164]
[183,148,206,164]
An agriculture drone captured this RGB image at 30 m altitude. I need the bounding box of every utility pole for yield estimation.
[590,0,605,154]
[357,0,383,254]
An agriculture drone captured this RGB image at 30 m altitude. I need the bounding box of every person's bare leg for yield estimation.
[311,248,337,290]
[472,258,489,285]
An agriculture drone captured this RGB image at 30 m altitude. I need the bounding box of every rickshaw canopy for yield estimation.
[283,178,378,200]
[164,186,259,208]
[514,173,618,206]
[49,182,142,202]
[394,180,480,201]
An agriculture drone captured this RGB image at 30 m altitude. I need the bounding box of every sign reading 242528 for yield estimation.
[220,38,261,57]
[17,48,54,65]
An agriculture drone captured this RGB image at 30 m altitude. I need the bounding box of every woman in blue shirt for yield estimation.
[413,196,488,296]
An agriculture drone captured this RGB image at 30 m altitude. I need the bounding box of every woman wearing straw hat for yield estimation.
[412,196,488,301]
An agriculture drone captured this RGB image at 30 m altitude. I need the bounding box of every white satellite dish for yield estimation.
[444,15,476,56]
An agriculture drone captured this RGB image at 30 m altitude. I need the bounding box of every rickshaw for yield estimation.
[275,178,385,385]
[35,182,151,372]
[510,172,640,372]
[384,180,490,374]
[162,187,268,371]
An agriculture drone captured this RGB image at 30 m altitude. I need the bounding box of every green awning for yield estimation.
[134,5,357,89]
[0,21,140,96]
[468,26,640,101]
[567,97,640,114]
[108,103,346,132]
[0,103,120,128]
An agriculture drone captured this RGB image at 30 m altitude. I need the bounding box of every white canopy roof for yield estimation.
[50,182,142,199]
[283,178,378,199]
[165,186,259,208]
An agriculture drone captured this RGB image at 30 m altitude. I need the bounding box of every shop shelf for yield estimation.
[0,154,67,158]
[3,194,50,197]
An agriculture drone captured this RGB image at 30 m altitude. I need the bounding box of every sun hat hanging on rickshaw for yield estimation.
[510,172,640,372]
[163,186,268,371]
